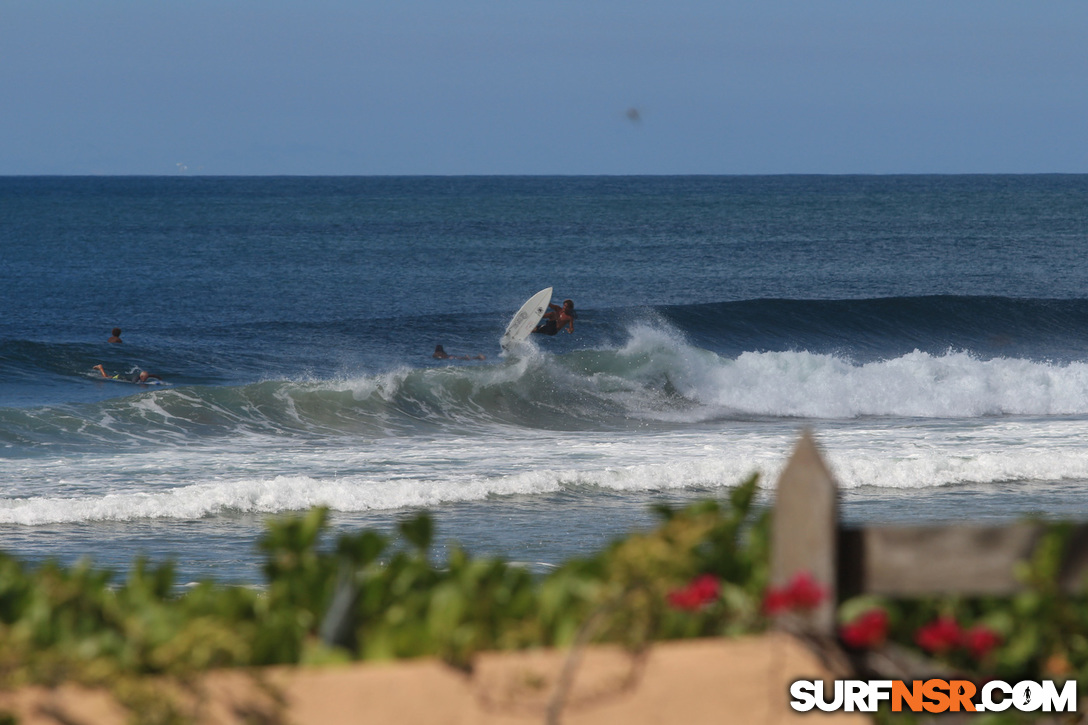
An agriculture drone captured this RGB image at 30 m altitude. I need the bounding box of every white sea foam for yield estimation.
[5,419,1088,525]
[6,324,1088,527]
[0,472,558,525]
[615,325,1088,419]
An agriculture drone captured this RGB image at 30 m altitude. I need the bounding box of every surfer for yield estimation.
[532,299,575,336]
[93,364,162,383]
[108,328,123,343]
[433,345,485,360]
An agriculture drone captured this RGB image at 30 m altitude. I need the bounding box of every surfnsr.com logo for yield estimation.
[790,679,1077,714]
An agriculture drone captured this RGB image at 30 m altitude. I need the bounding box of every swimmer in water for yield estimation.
[93,364,162,383]
[433,345,485,360]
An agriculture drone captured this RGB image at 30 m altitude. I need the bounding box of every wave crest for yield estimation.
[5,322,1088,453]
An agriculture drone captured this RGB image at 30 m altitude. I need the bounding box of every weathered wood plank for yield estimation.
[771,430,838,634]
[838,522,1088,597]
[841,524,1040,597]
[1057,525,1088,592]
[772,432,1088,605]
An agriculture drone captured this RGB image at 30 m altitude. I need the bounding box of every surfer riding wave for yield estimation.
[532,299,575,336]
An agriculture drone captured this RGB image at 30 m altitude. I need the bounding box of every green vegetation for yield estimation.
[2,473,1087,724]
[0,475,769,689]
[838,523,1088,684]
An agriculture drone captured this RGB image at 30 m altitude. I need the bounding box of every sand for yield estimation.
[0,633,866,724]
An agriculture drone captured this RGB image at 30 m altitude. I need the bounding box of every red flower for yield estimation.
[915,616,963,654]
[667,573,720,611]
[840,609,889,649]
[690,574,720,598]
[786,572,826,610]
[667,589,701,610]
[963,625,1001,660]
[762,572,826,615]
[762,587,793,615]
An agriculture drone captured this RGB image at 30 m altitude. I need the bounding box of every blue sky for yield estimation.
[2,1,1085,175]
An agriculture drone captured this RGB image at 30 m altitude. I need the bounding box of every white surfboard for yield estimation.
[500,287,552,352]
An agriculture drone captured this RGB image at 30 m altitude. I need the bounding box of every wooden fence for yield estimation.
[770,430,1088,637]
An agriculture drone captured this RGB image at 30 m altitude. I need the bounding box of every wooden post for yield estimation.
[771,430,838,635]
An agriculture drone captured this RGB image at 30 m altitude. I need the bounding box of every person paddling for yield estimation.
[93,364,162,383]
[433,345,485,360]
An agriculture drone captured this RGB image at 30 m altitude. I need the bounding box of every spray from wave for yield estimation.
[599,322,1088,419]
[6,320,1088,452]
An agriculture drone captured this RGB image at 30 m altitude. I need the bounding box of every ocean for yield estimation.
[3,175,1088,584]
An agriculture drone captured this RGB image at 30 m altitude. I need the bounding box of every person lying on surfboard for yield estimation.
[532,299,575,336]
[93,364,163,383]
[432,345,485,360]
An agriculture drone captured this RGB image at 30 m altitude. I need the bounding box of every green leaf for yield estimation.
[398,513,434,552]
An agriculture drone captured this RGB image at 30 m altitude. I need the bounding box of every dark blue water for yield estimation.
[3,175,1088,582]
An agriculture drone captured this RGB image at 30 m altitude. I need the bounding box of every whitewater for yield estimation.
[3,175,1088,582]
[6,324,1088,529]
